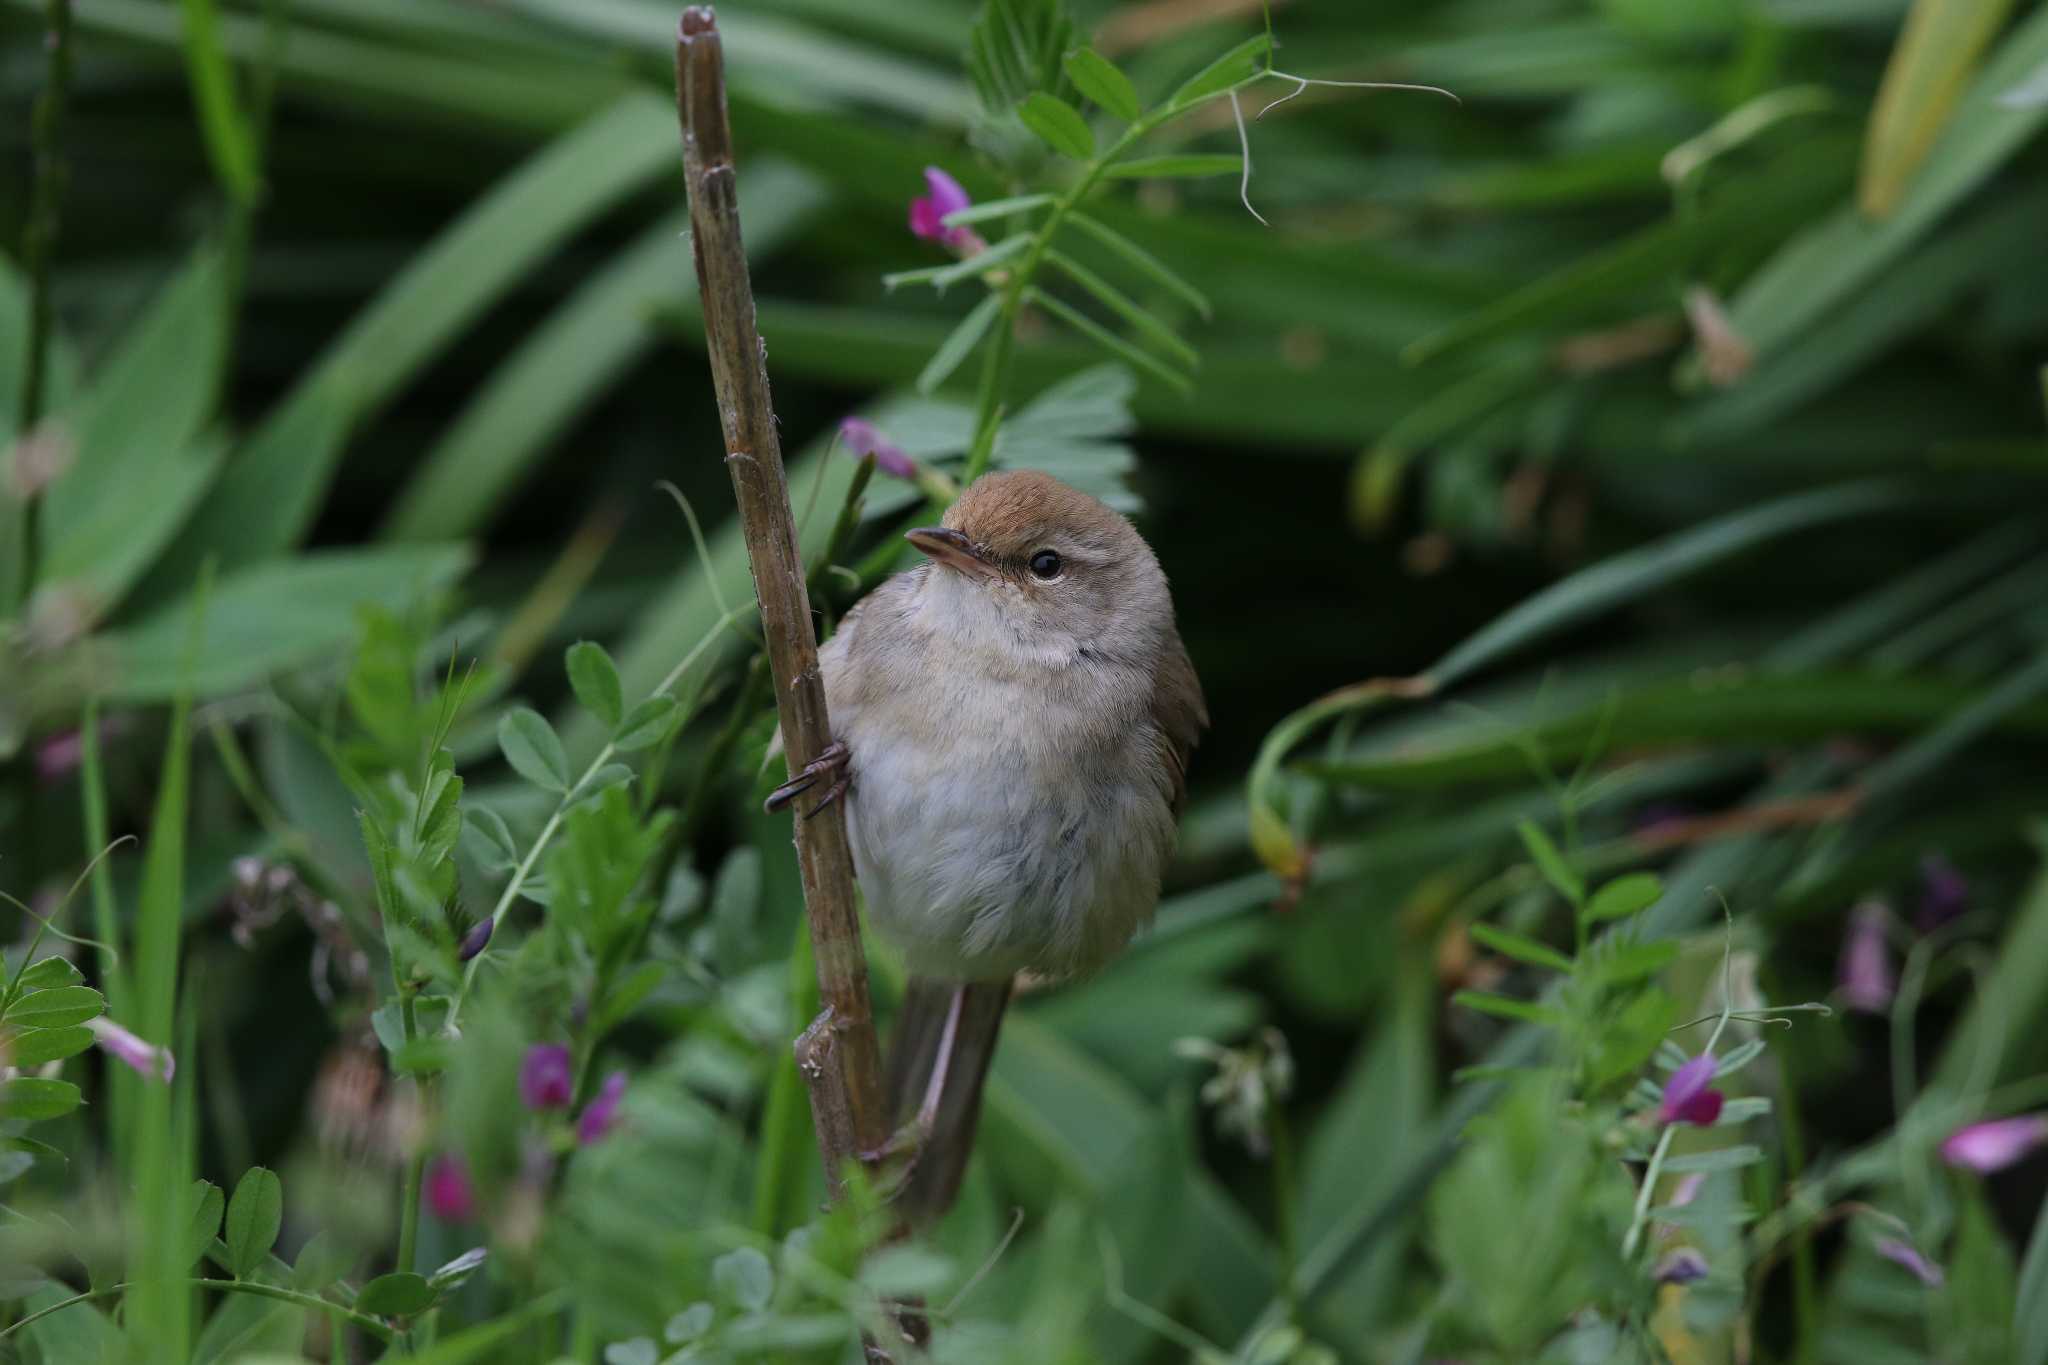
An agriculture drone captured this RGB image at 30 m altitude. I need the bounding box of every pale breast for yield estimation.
[821,587,1179,982]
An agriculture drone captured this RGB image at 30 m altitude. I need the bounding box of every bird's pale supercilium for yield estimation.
[774,469,1206,1221]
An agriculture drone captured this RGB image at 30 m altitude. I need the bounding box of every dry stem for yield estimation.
[671,6,888,1202]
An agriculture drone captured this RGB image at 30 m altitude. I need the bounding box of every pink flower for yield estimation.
[575,1071,627,1145]
[1653,1248,1708,1284]
[425,1154,476,1221]
[1939,1115,2048,1174]
[1876,1238,1943,1286]
[519,1044,573,1110]
[908,166,973,247]
[89,1018,174,1083]
[1658,1054,1724,1126]
[1837,902,1894,1014]
[838,418,917,481]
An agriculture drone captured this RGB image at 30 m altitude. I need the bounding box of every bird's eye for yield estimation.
[1028,549,1063,579]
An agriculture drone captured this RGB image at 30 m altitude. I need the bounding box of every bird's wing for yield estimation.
[1150,633,1208,818]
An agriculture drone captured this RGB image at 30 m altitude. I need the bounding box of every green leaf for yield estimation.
[1661,1145,1765,1174]
[1025,287,1192,394]
[1043,248,1200,368]
[182,1181,224,1271]
[1584,873,1664,924]
[574,763,635,799]
[224,1166,283,1278]
[1019,91,1095,159]
[177,0,260,204]
[7,986,105,1029]
[498,708,570,792]
[2018,1176,2048,1364]
[612,696,680,752]
[1451,990,1562,1026]
[566,641,624,729]
[5,1026,95,1065]
[938,193,1055,226]
[917,293,1003,395]
[16,957,84,991]
[712,1246,774,1312]
[466,807,520,871]
[159,94,679,572]
[592,961,669,1037]
[1166,34,1274,110]
[357,1270,438,1318]
[1516,821,1584,907]
[384,167,826,542]
[1860,0,2020,216]
[1066,212,1213,319]
[38,247,229,620]
[1580,939,1680,988]
[0,1079,82,1121]
[1467,923,1574,972]
[1063,46,1140,120]
[1103,153,1244,180]
[1729,6,2048,361]
[101,546,472,703]
[291,1229,351,1292]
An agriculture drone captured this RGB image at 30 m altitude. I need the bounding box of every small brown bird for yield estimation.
[772,469,1206,1220]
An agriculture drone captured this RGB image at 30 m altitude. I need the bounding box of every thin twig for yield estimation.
[672,6,887,1200]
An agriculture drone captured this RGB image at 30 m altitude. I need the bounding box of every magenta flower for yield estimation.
[425,1154,476,1221]
[838,418,917,481]
[1876,1238,1943,1287]
[457,919,493,963]
[1658,1054,1724,1126]
[1917,853,1968,930]
[519,1044,573,1110]
[1940,1114,2048,1173]
[89,1018,174,1083]
[575,1071,627,1146]
[1837,902,1894,1014]
[1653,1248,1709,1284]
[907,166,974,249]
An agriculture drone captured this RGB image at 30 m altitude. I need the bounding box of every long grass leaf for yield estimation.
[1024,288,1192,394]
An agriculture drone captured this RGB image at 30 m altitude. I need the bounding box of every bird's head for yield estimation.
[904,470,1171,666]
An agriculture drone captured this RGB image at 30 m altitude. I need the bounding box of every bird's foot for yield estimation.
[764,740,850,817]
[861,1111,935,1171]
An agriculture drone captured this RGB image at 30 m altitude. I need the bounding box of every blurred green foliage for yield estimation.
[4,0,2048,1360]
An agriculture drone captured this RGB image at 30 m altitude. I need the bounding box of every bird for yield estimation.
[768,468,1206,1222]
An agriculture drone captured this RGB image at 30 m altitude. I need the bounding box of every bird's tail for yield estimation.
[884,976,1011,1226]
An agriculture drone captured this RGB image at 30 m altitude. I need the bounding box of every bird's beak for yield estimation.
[904,526,996,578]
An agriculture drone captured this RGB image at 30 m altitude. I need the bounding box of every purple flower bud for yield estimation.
[907,166,972,245]
[1875,1238,1943,1287]
[425,1153,476,1221]
[1668,1172,1707,1208]
[1658,1054,1724,1127]
[837,418,917,481]
[1917,853,1968,931]
[519,1044,574,1110]
[575,1070,628,1146]
[1837,902,1894,1014]
[1939,1115,2048,1174]
[89,1018,175,1083]
[457,919,494,963]
[1653,1248,1709,1284]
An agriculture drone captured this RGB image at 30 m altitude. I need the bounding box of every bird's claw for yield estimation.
[765,740,850,815]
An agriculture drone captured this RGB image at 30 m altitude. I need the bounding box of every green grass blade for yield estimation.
[177,0,260,205]
[384,163,827,541]
[155,93,678,576]
[1859,0,2019,216]
[1726,4,2048,359]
